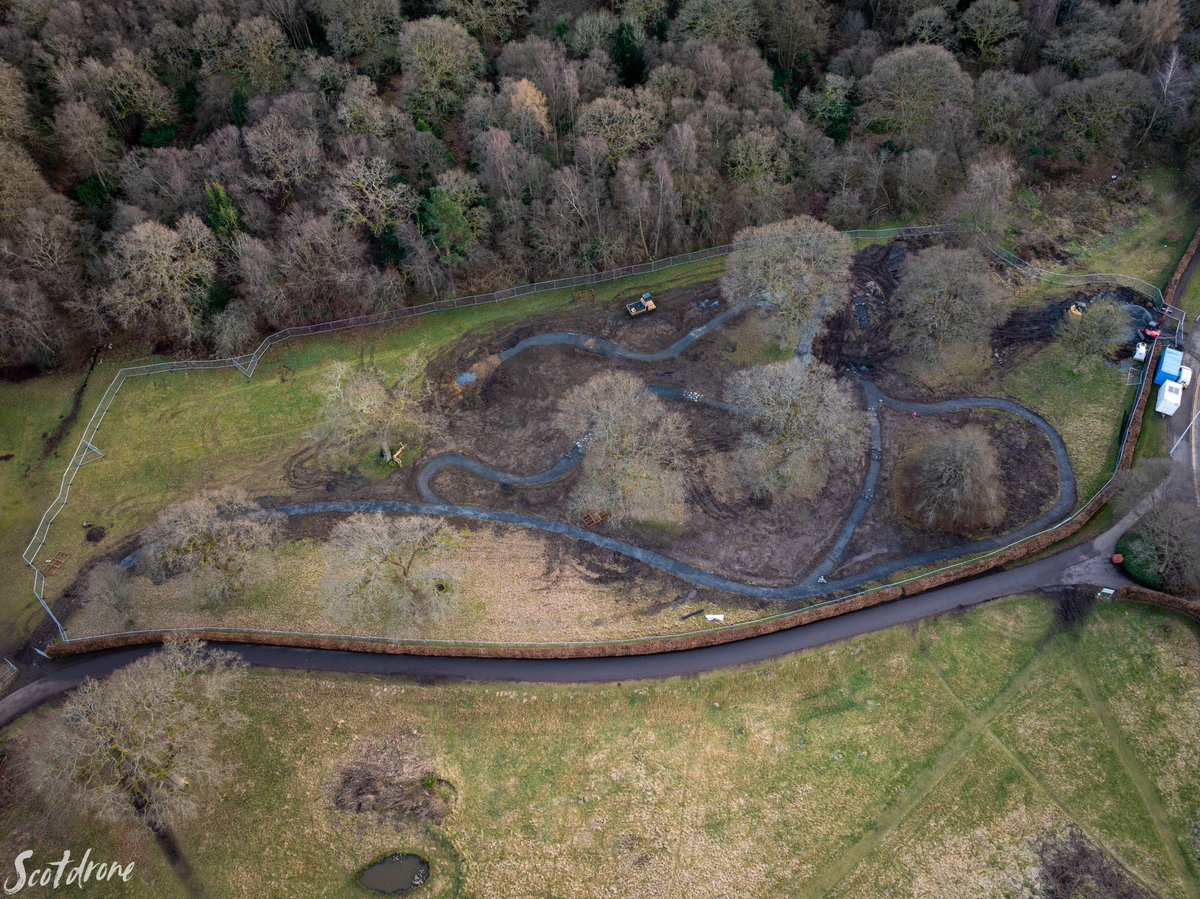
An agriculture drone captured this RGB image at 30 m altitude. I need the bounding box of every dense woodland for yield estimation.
[0,0,1197,370]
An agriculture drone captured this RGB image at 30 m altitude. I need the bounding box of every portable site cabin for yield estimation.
[1156,380,1183,416]
[1154,347,1184,385]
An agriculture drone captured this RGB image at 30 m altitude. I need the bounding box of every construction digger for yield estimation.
[625,292,656,316]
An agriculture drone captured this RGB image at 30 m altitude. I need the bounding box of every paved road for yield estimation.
[0,526,1128,729]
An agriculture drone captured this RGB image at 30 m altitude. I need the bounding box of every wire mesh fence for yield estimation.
[22,223,1167,648]
[0,658,16,695]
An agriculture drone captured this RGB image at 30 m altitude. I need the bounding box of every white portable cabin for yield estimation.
[1156,380,1183,416]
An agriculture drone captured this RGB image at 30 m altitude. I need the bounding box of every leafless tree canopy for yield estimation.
[556,370,691,527]
[890,246,1010,363]
[140,487,280,605]
[894,426,1007,535]
[0,0,1190,372]
[725,359,867,498]
[1126,500,1200,595]
[309,358,429,466]
[721,215,853,355]
[23,639,246,834]
[320,513,460,627]
[1057,298,1130,362]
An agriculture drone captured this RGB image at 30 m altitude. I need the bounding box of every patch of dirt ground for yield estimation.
[830,407,1060,580]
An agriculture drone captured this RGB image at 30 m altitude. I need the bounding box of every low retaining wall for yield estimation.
[1165,227,1200,307]
[1112,585,1200,623]
[44,317,1169,662]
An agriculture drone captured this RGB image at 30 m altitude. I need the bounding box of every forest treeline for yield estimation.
[0,0,1196,370]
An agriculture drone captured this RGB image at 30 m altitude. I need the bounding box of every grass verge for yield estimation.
[2,596,1198,897]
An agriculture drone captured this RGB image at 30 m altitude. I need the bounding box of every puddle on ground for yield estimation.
[358,854,430,894]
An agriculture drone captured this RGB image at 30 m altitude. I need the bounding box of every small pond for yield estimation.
[358,854,430,894]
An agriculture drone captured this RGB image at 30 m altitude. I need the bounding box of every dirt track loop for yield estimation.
[400,306,1078,601]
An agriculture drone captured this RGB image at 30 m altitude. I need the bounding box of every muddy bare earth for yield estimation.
[249,241,1081,592]
[829,407,1060,581]
[370,282,869,586]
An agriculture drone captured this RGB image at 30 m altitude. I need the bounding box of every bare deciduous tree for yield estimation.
[1057,298,1129,365]
[894,426,1006,534]
[959,0,1025,66]
[320,513,460,626]
[577,94,660,163]
[53,100,120,183]
[1123,500,1200,594]
[725,359,867,497]
[310,358,428,465]
[556,371,690,528]
[0,60,30,141]
[1138,45,1194,143]
[440,0,527,44]
[948,152,1017,237]
[890,246,1009,361]
[673,0,760,43]
[24,639,246,835]
[141,487,279,605]
[78,561,135,633]
[331,157,418,237]
[244,112,322,199]
[1121,0,1182,72]
[0,277,55,367]
[974,71,1048,148]
[1051,69,1152,159]
[858,45,973,145]
[0,142,54,233]
[397,17,484,123]
[721,215,853,355]
[103,215,217,344]
[501,78,552,149]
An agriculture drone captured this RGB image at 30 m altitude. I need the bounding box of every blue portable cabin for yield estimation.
[1154,347,1184,385]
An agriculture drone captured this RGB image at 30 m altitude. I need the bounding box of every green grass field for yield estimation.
[2,596,1197,897]
[1003,342,1131,500]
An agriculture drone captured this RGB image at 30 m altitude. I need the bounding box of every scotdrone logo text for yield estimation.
[4,850,135,894]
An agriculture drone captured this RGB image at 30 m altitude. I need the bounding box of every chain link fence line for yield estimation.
[22,224,1165,646]
[0,658,16,696]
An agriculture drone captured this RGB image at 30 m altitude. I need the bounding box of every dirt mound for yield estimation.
[329,732,453,826]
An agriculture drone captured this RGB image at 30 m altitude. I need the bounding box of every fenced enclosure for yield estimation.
[22,224,1169,647]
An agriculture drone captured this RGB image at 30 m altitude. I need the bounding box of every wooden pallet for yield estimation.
[572,288,595,303]
[581,511,608,528]
[43,551,68,574]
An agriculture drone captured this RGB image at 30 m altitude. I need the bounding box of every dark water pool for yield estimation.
[358,854,430,894]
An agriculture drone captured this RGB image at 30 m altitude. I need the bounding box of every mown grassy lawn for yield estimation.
[2,596,1197,898]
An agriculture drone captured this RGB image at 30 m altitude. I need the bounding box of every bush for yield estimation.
[894,426,1006,535]
[1116,532,1162,588]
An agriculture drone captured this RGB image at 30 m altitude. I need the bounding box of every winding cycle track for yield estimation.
[1,293,1091,724]
[369,299,1077,601]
